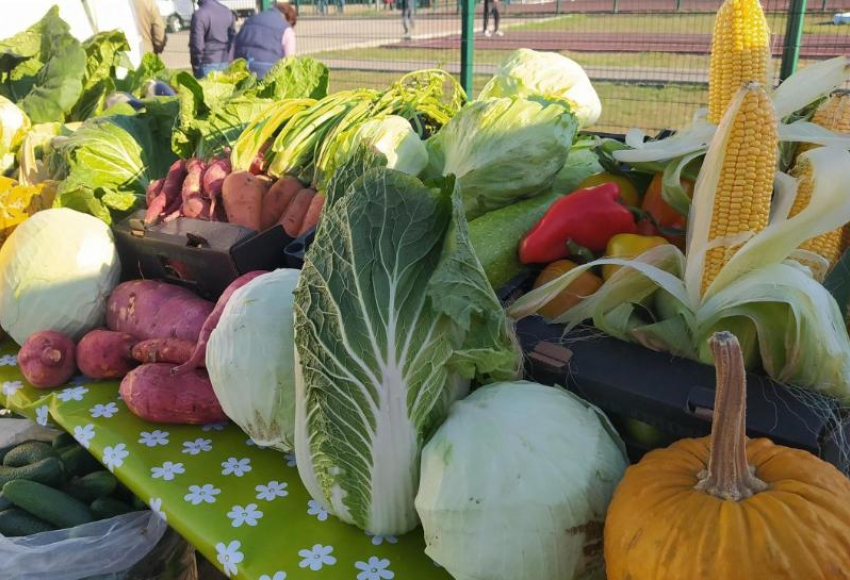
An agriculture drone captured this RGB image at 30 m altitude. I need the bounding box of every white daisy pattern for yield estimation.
[90,402,119,419]
[35,405,49,427]
[184,484,220,505]
[221,457,251,477]
[150,498,167,521]
[73,424,96,448]
[284,453,297,467]
[259,573,286,580]
[2,381,22,396]
[0,355,17,366]
[255,481,288,501]
[356,557,394,580]
[103,443,129,472]
[226,503,263,528]
[367,533,398,546]
[202,421,228,432]
[151,461,185,481]
[138,430,169,447]
[215,541,244,578]
[57,386,88,402]
[298,545,336,571]
[307,499,329,522]
[182,438,212,455]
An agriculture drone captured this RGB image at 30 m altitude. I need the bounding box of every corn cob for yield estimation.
[702,84,777,294]
[788,157,844,267]
[797,91,850,156]
[708,0,772,124]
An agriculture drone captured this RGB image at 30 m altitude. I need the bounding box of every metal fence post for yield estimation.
[613,0,620,13]
[460,0,474,95]
[780,0,808,81]
[556,0,562,14]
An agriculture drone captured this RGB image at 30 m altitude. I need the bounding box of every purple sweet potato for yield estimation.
[202,158,231,199]
[145,161,187,225]
[19,331,77,389]
[106,280,214,343]
[146,179,164,206]
[76,329,139,380]
[182,197,211,220]
[172,271,268,376]
[132,338,196,365]
[120,364,226,424]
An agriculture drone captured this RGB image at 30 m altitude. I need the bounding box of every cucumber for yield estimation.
[469,190,563,291]
[0,508,56,536]
[91,497,133,520]
[62,471,118,503]
[0,444,15,463]
[3,480,94,529]
[59,445,101,477]
[52,432,76,450]
[0,493,10,511]
[0,457,65,487]
[3,441,56,467]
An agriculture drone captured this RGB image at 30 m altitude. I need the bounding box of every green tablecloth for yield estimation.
[0,341,451,580]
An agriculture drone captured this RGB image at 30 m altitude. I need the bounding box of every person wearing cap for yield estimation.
[233,1,298,79]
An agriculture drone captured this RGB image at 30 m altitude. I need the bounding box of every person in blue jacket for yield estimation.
[234,2,298,79]
[190,0,236,78]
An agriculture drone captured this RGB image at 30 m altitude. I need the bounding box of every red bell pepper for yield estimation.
[519,182,638,264]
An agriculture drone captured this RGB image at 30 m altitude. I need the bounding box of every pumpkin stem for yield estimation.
[695,331,767,500]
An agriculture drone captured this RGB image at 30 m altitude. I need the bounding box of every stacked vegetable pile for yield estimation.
[509,0,850,400]
[0,432,147,536]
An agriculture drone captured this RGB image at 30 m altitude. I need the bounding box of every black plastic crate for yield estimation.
[514,315,849,471]
[112,211,293,301]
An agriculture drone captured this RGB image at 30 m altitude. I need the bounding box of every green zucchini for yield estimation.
[3,441,56,467]
[3,480,94,528]
[59,445,101,477]
[469,190,563,291]
[0,444,16,463]
[0,457,65,487]
[0,508,56,536]
[91,497,134,520]
[51,432,76,450]
[62,471,118,503]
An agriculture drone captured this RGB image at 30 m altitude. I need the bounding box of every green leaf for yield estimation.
[256,57,329,101]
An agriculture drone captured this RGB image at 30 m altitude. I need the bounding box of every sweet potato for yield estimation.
[298,192,325,236]
[172,271,268,376]
[278,189,315,237]
[76,329,139,380]
[120,364,226,424]
[19,331,77,389]
[132,339,196,365]
[182,197,211,220]
[144,191,168,225]
[202,158,231,199]
[106,280,214,342]
[261,177,302,231]
[222,170,268,231]
[181,159,206,202]
[145,179,164,206]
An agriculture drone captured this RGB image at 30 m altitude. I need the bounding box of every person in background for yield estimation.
[400,0,414,40]
[133,0,167,54]
[482,0,502,37]
[336,0,345,13]
[190,0,236,78]
[234,1,297,79]
[316,0,328,15]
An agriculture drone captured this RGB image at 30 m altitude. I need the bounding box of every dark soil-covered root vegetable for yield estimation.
[106,280,214,343]
[19,331,77,388]
[172,271,268,376]
[132,338,196,365]
[76,329,139,380]
[120,364,226,424]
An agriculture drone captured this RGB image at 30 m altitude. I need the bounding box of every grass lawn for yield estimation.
[329,69,708,133]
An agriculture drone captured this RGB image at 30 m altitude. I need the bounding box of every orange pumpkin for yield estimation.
[604,331,850,580]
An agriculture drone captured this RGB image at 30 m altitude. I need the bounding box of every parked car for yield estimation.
[219,0,260,19]
[157,0,195,32]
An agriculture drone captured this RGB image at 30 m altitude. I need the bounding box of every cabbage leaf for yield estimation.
[293,167,521,534]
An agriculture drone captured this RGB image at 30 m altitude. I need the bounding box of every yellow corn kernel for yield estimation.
[798,91,850,156]
[788,158,844,267]
[708,0,771,124]
[702,84,777,294]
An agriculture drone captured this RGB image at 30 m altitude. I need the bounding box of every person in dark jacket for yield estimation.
[234,2,297,79]
[190,0,236,78]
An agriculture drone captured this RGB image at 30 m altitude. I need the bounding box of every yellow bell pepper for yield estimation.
[602,233,669,281]
[576,172,640,207]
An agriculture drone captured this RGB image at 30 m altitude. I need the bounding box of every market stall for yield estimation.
[3,1,850,579]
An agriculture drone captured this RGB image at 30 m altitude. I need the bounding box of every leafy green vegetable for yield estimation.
[424,97,577,219]
[0,96,30,174]
[255,57,329,101]
[550,135,604,193]
[230,98,315,171]
[293,167,520,534]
